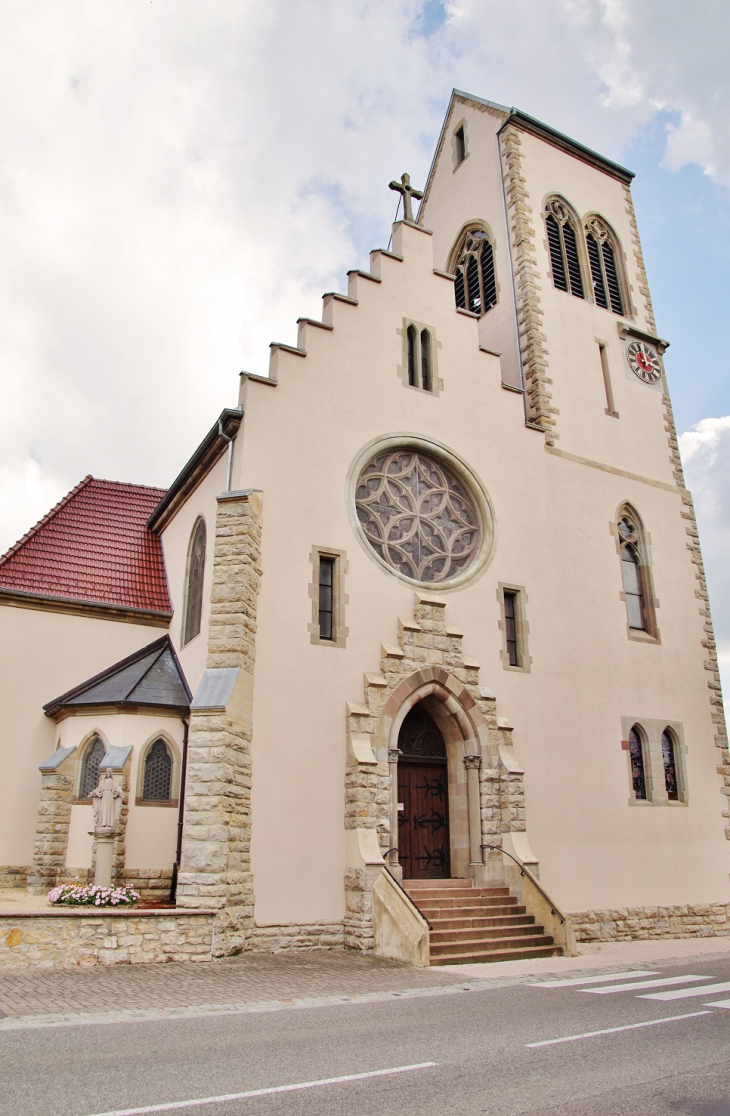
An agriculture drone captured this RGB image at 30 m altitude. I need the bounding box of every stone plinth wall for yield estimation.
[570,904,730,942]
[0,866,29,889]
[122,868,174,903]
[252,921,344,952]
[0,909,215,969]
[27,772,74,893]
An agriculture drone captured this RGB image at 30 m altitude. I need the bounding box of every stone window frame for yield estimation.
[583,212,634,319]
[73,729,109,803]
[621,716,688,807]
[542,194,587,299]
[452,117,469,171]
[610,501,660,644]
[308,545,349,649]
[446,219,501,318]
[346,434,497,593]
[135,731,181,808]
[497,582,532,673]
[181,516,207,647]
[396,319,443,395]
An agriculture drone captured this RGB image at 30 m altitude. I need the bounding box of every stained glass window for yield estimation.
[143,738,173,801]
[661,730,679,801]
[80,736,105,799]
[183,518,206,646]
[629,726,647,800]
[355,449,480,584]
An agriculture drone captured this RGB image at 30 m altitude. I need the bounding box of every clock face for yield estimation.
[627,340,662,384]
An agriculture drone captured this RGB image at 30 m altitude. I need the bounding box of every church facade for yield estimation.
[2,90,729,959]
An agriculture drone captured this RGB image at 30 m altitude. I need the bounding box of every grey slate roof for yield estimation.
[44,635,191,717]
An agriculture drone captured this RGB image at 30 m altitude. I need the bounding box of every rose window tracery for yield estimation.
[355,449,480,584]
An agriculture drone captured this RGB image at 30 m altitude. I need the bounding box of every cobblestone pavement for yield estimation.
[0,951,464,1020]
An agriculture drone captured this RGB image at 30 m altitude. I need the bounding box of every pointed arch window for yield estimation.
[80,735,105,799]
[545,199,584,298]
[182,517,206,646]
[452,228,497,316]
[628,725,648,800]
[585,217,624,314]
[661,729,679,801]
[142,738,173,802]
[617,507,657,638]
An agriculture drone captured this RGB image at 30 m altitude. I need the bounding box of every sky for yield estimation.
[0,0,728,692]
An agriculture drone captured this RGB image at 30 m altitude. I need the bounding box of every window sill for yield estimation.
[627,628,660,645]
[134,798,179,808]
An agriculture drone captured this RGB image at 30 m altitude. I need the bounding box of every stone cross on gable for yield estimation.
[389,173,424,224]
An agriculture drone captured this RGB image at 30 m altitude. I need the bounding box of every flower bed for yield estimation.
[48,883,140,907]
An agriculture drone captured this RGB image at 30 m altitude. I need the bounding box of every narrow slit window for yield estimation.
[318,556,335,641]
[598,343,617,415]
[629,725,647,800]
[420,330,431,390]
[661,730,679,801]
[406,325,417,387]
[454,126,466,166]
[504,590,518,666]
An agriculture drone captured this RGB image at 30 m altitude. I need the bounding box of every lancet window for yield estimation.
[628,725,648,800]
[661,729,679,801]
[452,227,497,317]
[182,517,206,646]
[142,738,173,802]
[80,735,105,799]
[585,216,624,314]
[617,506,656,638]
[406,325,433,391]
[545,199,584,298]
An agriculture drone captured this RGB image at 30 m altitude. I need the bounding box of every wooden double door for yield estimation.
[397,706,450,880]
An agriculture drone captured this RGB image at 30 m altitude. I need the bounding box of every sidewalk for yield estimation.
[2,936,730,1030]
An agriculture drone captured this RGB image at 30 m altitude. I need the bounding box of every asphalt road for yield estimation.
[3,957,730,1115]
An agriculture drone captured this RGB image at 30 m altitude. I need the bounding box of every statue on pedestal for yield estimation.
[91,771,123,831]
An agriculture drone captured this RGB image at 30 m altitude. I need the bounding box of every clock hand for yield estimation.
[636,350,653,372]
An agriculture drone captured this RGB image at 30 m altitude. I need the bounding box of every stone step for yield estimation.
[429,913,535,931]
[430,923,540,944]
[430,932,555,957]
[405,886,510,899]
[421,905,528,922]
[414,895,521,911]
[431,944,561,966]
[402,880,510,895]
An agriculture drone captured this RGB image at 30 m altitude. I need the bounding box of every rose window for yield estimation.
[355,449,481,584]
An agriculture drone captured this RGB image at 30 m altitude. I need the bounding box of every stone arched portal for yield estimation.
[343,592,534,952]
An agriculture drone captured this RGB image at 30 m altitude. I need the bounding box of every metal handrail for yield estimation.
[383,850,433,931]
[481,843,565,924]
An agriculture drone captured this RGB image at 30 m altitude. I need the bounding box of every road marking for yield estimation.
[581,975,711,994]
[525,1011,712,1047]
[640,981,730,1001]
[702,999,730,1009]
[529,971,659,989]
[82,1063,438,1115]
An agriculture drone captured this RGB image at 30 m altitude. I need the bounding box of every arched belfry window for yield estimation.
[142,738,173,802]
[628,724,648,800]
[80,735,105,799]
[452,227,497,316]
[585,216,624,314]
[617,506,657,638]
[545,198,584,298]
[182,517,206,646]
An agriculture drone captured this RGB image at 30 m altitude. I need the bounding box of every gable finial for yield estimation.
[388,172,424,223]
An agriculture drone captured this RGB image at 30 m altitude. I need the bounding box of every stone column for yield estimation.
[388,748,401,875]
[464,754,483,865]
[93,832,115,887]
[27,769,74,894]
[176,490,262,958]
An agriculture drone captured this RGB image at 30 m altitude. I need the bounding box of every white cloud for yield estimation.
[0,0,729,556]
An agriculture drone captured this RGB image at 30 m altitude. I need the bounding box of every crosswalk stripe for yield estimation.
[581,975,710,995]
[702,999,730,1010]
[529,971,659,989]
[640,981,730,1002]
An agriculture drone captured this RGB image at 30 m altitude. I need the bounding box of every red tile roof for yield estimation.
[0,476,172,614]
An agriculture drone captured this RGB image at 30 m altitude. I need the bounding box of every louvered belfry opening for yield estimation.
[545,199,584,299]
[585,217,624,314]
[453,228,497,316]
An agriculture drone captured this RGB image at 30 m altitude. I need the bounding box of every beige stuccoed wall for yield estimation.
[233,201,728,925]
[57,712,183,872]
[0,606,164,868]
[160,453,229,696]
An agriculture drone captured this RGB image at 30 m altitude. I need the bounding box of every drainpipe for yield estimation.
[169,714,189,904]
[219,417,235,493]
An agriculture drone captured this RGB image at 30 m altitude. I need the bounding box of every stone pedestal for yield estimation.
[92,831,115,888]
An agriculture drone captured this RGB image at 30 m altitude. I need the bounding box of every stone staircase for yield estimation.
[403,878,562,966]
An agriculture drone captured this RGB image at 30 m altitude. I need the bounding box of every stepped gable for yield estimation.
[0,475,171,614]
